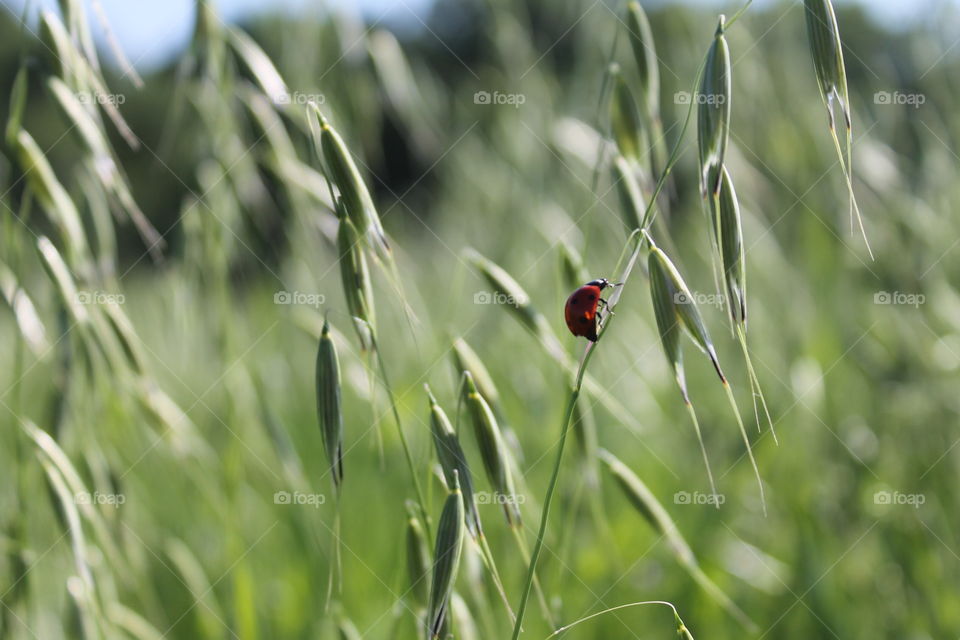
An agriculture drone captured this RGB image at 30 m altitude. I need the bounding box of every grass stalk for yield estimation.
[370,332,432,540]
[510,237,644,639]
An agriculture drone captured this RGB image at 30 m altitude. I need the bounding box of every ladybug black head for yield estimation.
[586,278,611,290]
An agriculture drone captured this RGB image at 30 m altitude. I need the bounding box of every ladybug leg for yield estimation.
[598,298,614,318]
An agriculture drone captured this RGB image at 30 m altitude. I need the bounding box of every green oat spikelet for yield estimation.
[425,472,466,640]
[427,385,515,622]
[405,501,432,610]
[610,66,648,171]
[316,318,344,493]
[427,385,482,537]
[335,203,375,351]
[803,0,872,258]
[647,237,765,512]
[697,16,731,198]
[460,372,520,526]
[709,167,778,442]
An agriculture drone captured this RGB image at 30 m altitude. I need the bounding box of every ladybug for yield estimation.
[564,278,618,342]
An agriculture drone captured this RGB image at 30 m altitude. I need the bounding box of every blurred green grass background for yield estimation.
[1,1,958,638]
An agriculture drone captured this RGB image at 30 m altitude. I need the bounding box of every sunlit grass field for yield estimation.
[1,1,958,638]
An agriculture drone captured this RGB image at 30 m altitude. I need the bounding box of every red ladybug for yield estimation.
[564,278,618,342]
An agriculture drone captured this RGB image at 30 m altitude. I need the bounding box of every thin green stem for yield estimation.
[511,238,644,639]
[638,56,708,233]
[510,524,556,630]
[370,333,432,541]
[544,600,681,638]
[725,0,754,29]
[509,388,579,640]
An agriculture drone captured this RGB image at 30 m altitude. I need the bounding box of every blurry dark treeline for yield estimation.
[0,1,949,272]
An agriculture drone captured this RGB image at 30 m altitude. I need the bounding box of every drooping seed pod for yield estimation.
[648,239,765,514]
[425,472,466,640]
[802,0,871,257]
[558,239,589,293]
[647,241,719,498]
[709,166,746,326]
[427,385,482,538]
[460,372,521,525]
[613,154,646,231]
[610,66,649,171]
[465,249,554,346]
[450,337,500,409]
[697,16,731,198]
[803,0,849,129]
[405,501,432,609]
[625,1,660,121]
[336,203,375,350]
[316,318,344,494]
[308,104,390,261]
[648,244,724,386]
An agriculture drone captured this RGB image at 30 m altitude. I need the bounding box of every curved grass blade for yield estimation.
[0,257,49,355]
[227,26,289,105]
[546,600,693,639]
[599,450,757,632]
[16,134,91,271]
